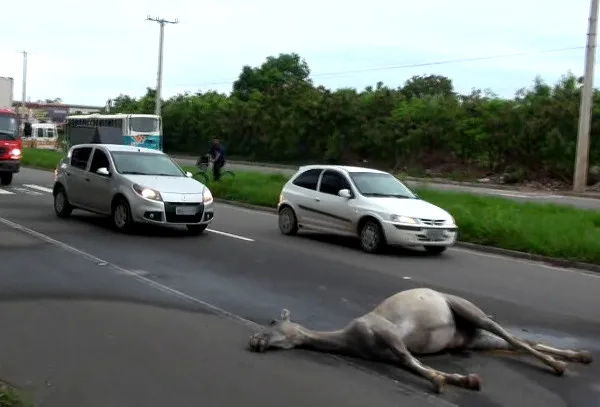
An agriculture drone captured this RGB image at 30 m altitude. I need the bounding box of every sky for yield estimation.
[0,0,592,106]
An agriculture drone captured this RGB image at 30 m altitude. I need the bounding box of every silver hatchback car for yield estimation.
[53,144,214,234]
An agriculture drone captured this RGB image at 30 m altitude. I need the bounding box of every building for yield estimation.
[11,101,103,124]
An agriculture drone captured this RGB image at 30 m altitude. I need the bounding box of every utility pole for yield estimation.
[145,16,178,117]
[16,50,28,114]
[574,0,599,192]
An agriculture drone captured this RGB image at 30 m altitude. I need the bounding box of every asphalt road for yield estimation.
[0,167,599,407]
[175,157,600,211]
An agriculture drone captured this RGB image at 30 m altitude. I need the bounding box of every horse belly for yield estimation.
[404,324,456,354]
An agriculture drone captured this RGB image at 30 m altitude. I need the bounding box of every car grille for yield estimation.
[418,218,446,226]
[163,202,205,223]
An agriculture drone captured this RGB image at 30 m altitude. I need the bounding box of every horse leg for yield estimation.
[444,294,568,375]
[466,330,593,364]
[365,320,481,393]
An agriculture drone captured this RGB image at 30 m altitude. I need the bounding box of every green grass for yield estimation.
[21,148,600,264]
[0,381,34,407]
[20,148,63,170]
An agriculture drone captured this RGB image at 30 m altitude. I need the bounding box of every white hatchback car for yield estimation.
[277,165,458,254]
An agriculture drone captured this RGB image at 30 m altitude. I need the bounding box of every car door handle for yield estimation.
[66,172,70,176]
[85,178,90,182]
[314,197,320,202]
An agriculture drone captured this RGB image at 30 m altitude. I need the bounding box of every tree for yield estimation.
[232,53,311,101]
[104,55,600,185]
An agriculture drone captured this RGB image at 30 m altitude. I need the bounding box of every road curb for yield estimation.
[215,198,600,273]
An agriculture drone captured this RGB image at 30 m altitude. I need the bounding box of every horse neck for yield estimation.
[297,326,350,353]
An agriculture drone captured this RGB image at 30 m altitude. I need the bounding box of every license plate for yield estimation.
[426,229,445,241]
[175,206,196,215]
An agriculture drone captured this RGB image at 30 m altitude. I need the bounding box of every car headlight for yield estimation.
[447,215,456,225]
[390,214,418,224]
[203,188,213,204]
[9,148,21,158]
[132,184,162,201]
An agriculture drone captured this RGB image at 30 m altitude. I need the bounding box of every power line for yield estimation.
[174,46,584,88]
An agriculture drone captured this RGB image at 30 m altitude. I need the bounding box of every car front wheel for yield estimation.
[359,220,385,253]
[112,198,134,233]
[0,172,13,186]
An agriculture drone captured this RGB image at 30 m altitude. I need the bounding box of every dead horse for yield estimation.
[248,287,593,393]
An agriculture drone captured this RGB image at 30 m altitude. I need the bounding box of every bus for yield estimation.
[65,113,163,151]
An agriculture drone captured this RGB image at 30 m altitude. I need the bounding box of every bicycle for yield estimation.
[193,154,235,184]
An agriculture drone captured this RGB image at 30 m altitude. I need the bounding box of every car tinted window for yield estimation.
[70,147,93,170]
[319,170,350,195]
[292,168,322,190]
[89,149,111,173]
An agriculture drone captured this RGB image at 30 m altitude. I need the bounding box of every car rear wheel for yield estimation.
[359,220,385,253]
[112,198,134,233]
[424,246,447,255]
[0,172,13,186]
[278,206,298,235]
[186,224,207,235]
[54,187,73,218]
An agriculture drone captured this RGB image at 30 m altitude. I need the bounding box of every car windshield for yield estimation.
[111,151,185,177]
[0,115,18,140]
[349,172,417,199]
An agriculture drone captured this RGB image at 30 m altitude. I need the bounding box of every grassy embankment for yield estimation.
[0,380,33,407]
[21,148,600,265]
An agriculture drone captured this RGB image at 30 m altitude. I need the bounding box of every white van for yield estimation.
[23,123,60,150]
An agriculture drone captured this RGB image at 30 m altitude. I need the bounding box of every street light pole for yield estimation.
[573,0,599,192]
[145,16,178,117]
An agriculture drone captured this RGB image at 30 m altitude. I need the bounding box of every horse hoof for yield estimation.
[552,360,568,376]
[465,374,482,391]
[578,350,593,364]
[431,375,446,394]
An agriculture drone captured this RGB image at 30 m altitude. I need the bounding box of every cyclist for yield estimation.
[207,138,226,181]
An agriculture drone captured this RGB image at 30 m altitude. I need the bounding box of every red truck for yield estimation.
[0,107,21,185]
[0,76,22,186]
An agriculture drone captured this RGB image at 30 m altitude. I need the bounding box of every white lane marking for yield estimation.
[0,188,14,195]
[219,203,600,278]
[12,187,42,196]
[0,214,455,406]
[24,184,53,193]
[207,228,254,242]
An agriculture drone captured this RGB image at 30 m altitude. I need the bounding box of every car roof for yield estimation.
[70,144,163,154]
[296,164,388,175]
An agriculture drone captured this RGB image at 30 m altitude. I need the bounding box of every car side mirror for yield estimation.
[96,167,110,176]
[185,171,193,178]
[338,188,352,199]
